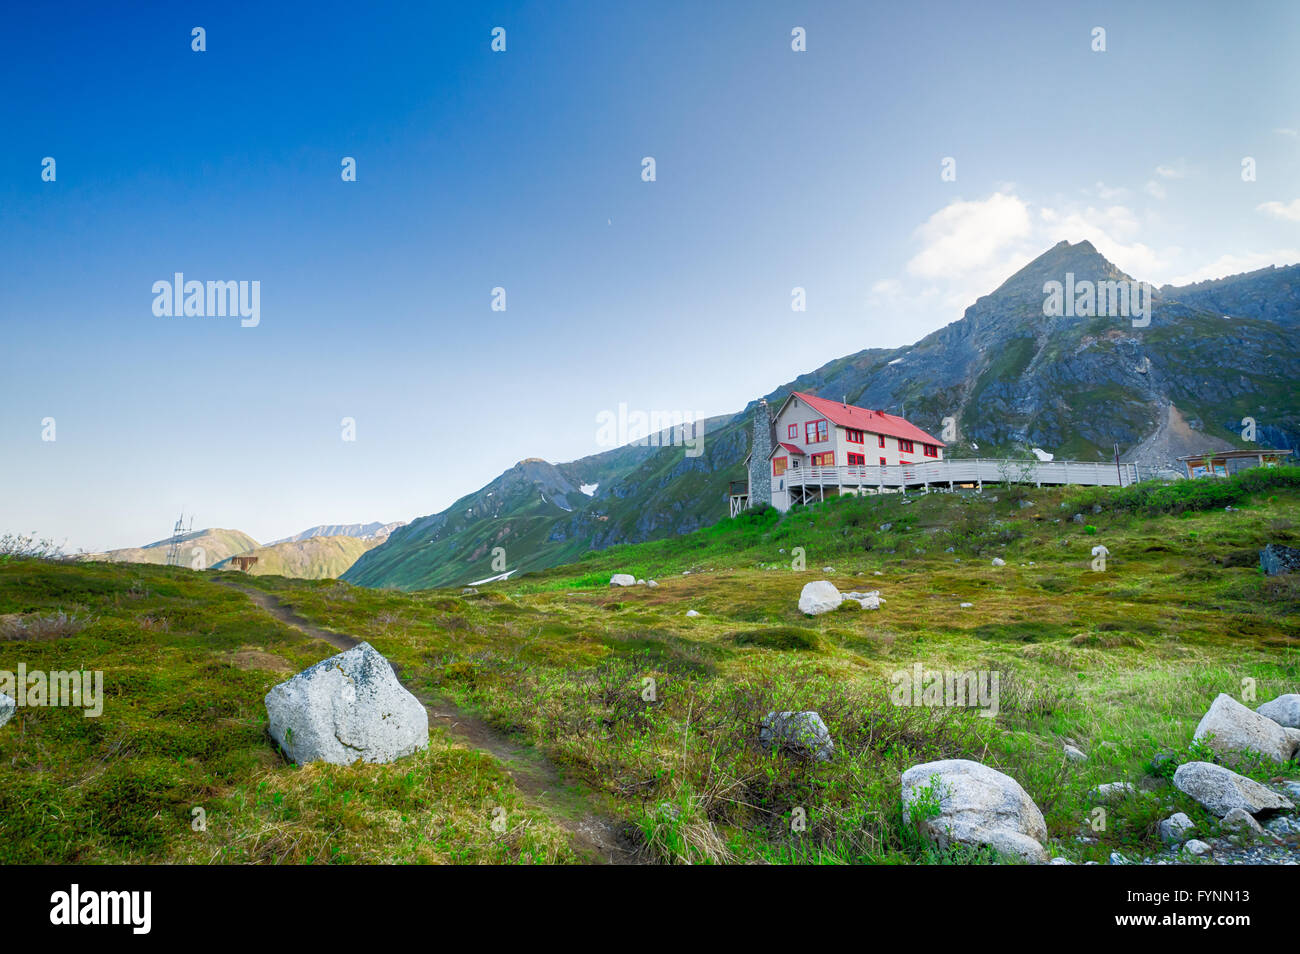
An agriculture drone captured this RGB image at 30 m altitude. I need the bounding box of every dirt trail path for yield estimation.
[219,581,642,864]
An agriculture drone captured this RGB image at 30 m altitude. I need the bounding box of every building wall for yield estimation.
[842,427,944,465]
[747,400,772,507]
[771,396,833,466]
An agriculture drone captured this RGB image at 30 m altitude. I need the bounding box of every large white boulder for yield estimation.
[798,580,842,615]
[1172,761,1294,817]
[760,711,834,761]
[901,759,1048,863]
[1258,694,1300,729]
[0,692,14,729]
[609,574,636,587]
[265,642,428,766]
[1193,693,1295,764]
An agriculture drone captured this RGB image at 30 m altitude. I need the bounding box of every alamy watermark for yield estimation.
[890,664,1000,718]
[1,665,104,717]
[152,273,260,327]
[595,403,706,457]
[1043,272,1152,328]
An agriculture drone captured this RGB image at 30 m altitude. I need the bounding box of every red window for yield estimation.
[845,428,864,444]
[773,457,787,476]
[877,434,886,448]
[923,444,938,458]
[805,419,828,443]
[787,423,798,439]
[899,439,914,454]
[847,453,865,465]
[810,452,834,466]
[879,457,887,465]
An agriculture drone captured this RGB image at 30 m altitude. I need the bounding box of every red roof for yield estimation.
[788,392,945,446]
[768,441,806,458]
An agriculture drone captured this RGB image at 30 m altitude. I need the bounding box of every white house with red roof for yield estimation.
[738,391,946,513]
[730,390,1144,516]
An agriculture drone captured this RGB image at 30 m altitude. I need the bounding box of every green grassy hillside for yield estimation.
[212,534,380,580]
[3,469,1297,864]
[86,528,259,568]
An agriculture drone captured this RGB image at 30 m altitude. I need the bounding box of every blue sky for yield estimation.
[2,0,1298,551]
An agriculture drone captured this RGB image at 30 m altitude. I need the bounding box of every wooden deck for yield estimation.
[734,457,1148,513]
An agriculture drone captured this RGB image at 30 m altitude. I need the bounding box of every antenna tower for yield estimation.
[165,511,194,567]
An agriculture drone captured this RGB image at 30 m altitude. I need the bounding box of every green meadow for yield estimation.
[2,468,1297,864]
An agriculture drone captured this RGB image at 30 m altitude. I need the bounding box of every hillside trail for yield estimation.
[218,580,642,864]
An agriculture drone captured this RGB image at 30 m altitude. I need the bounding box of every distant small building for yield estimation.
[230,555,259,571]
[1175,448,1292,479]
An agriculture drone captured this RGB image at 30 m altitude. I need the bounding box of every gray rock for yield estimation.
[1257,694,1300,729]
[635,579,647,586]
[685,609,700,618]
[1108,851,1129,865]
[1260,544,1300,576]
[991,557,1006,567]
[1049,856,1074,864]
[843,590,883,610]
[1285,727,1300,758]
[1184,839,1212,856]
[1264,815,1298,836]
[959,602,974,608]
[609,574,636,587]
[900,759,1048,863]
[1193,693,1295,764]
[760,711,834,761]
[1158,812,1194,844]
[798,580,842,615]
[879,523,892,532]
[1090,782,1136,803]
[460,587,478,595]
[646,580,659,588]
[264,642,428,766]
[1072,513,1085,524]
[821,566,835,573]
[1063,744,1088,763]
[1173,761,1295,817]
[1222,807,1265,837]
[0,692,14,729]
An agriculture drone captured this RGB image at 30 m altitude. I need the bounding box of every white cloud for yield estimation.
[1037,202,1176,279]
[871,188,1300,329]
[1092,182,1129,200]
[1155,161,1188,179]
[905,191,1032,281]
[1144,180,1167,200]
[1275,127,1299,138]
[1166,249,1300,285]
[1257,199,1300,222]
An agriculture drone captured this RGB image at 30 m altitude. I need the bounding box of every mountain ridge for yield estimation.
[340,241,1299,589]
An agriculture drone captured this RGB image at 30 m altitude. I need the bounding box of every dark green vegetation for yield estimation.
[3,469,1297,863]
[347,242,1300,590]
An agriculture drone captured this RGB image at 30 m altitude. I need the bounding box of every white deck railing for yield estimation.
[776,457,1141,491]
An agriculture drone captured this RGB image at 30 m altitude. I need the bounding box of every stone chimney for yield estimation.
[748,399,773,507]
